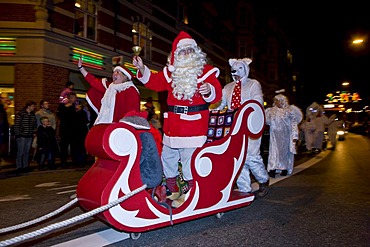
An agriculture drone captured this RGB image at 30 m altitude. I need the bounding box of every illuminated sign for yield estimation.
[326,91,361,103]
[70,47,105,70]
[0,38,16,56]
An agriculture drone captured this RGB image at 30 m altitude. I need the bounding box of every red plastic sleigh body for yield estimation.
[77,100,265,233]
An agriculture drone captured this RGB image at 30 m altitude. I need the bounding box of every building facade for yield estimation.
[0,0,298,125]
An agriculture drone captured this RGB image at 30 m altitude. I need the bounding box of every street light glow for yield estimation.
[342,82,349,86]
[352,39,364,44]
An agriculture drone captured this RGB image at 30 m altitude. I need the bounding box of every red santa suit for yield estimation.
[135,32,222,201]
[84,67,140,125]
[137,64,221,148]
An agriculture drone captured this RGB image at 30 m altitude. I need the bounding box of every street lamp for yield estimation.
[342,81,350,86]
[352,39,364,44]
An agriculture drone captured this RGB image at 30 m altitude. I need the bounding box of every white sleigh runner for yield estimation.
[77,100,265,234]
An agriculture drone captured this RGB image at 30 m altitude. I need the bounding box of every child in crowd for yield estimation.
[59,81,75,104]
[36,116,59,170]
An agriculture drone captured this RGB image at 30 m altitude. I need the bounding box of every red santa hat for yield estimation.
[167,31,197,72]
[113,66,134,80]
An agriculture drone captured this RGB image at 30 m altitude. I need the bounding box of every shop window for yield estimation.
[74,0,97,41]
[0,88,15,125]
[132,22,152,60]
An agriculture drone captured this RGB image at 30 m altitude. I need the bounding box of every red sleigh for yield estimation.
[76,100,265,234]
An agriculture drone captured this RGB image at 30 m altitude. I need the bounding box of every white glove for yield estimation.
[199,82,211,96]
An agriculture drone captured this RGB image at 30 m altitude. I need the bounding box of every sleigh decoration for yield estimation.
[77,100,265,234]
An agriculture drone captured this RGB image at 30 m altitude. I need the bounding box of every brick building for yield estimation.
[0,0,298,125]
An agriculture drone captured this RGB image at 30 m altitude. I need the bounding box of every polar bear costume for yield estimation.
[216,58,269,196]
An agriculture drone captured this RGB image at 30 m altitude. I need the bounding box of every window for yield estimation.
[74,0,97,40]
[132,22,152,60]
[238,39,253,58]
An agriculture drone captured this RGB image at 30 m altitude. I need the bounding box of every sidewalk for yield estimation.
[0,155,93,179]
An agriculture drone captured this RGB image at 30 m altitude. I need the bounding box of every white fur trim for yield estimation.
[102,78,108,89]
[163,67,172,83]
[85,94,99,114]
[198,67,220,81]
[180,113,201,121]
[168,65,175,72]
[163,134,206,148]
[113,66,132,80]
[120,120,150,130]
[136,65,151,84]
[177,38,197,48]
[202,83,216,103]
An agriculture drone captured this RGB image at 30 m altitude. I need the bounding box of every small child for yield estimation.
[36,116,59,170]
[59,81,75,104]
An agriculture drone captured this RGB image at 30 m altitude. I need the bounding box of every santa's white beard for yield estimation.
[172,53,205,101]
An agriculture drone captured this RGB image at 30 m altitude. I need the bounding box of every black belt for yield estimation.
[168,104,210,114]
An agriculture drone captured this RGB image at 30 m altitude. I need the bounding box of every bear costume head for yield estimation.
[229,58,252,81]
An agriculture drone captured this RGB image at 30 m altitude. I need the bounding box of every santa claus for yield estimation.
[133,31,223,207]
[77,57,140,125]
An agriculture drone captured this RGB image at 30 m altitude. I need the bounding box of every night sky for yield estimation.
[273,2,370,107]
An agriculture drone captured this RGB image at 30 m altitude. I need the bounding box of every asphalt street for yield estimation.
[0,133,368,246]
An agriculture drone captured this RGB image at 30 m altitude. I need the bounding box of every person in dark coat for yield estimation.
[74,103,89,166]
[13,101,37,172]
[0,103,9,162]
[57,92,78,167]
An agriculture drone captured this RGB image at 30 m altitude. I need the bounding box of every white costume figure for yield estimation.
[215,58,269,197]
[327,115,343,150]
[265,94,303,177]
[300,118,316,153]
[133,31,223,207]
[306,102,335,153]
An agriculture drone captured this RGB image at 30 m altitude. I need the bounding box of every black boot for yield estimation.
[268,169,276,178]
[254,181,269,198]
[280,170,288,176]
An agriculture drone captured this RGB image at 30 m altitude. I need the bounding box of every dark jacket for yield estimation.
[13,109,37,138]
[57,103,77,137]
[37,125,58,152]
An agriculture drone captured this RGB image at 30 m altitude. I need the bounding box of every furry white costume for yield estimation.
[216,58,269,195]
[306,102,335,152]
[265,94,303,175]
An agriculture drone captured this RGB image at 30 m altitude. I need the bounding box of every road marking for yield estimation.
[51,228,129,247]
[35,182,61,187]
[56,190,76,195]
[0,195,31,202]
[48,185,77,191]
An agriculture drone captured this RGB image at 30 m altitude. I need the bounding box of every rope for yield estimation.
[0,184,147,247]
[151,186,173,225]
[0,198,78,234]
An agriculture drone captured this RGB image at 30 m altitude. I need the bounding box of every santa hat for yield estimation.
[113,66,134,80]
[120,110,150,129]
[168,31,197,72]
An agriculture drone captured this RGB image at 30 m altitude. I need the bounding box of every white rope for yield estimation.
[0,198,78,234]
[0,184,147,247]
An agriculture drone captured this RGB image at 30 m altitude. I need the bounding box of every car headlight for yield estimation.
[337,130,345,135]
